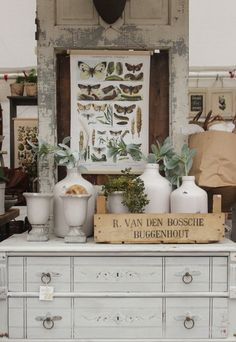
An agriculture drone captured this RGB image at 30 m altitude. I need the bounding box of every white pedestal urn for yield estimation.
[139,163,172,213]
[0,183,6,215]
[170,176,208,213]
[60,194,91,243]
[107,191,129,213]
[53,167,95,238]
[23,193,53,241]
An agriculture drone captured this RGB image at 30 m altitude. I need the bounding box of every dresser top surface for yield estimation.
[0,233,236,254]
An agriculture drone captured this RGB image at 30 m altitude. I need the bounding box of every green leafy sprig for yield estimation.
[102,168,149,213]
[28,136,80,169]
[107,138,142,162]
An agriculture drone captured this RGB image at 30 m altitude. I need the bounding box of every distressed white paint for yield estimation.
[1,235,236,340]
[37,0,189,190]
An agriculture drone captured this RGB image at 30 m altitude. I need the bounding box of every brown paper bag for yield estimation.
[189,131,236,211]
[189,131,236,187]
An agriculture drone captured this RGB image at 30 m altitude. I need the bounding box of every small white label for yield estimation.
[39,286,54,301]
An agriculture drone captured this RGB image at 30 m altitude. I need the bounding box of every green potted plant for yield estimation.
[102,168,149,213]
[0,167,8,215]
[24,69,37,96]
[10,75,25,96]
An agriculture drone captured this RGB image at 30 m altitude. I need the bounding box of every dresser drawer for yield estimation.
[165,257,210,292]
[26,257,71,292]
[74,298,162,339]
[166,298,210,338]
[74,256,162,292]
[8,298,24,339]
[26,298,72,339]
[8,257,24,292]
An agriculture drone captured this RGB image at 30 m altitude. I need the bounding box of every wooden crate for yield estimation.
[94,195,225,244]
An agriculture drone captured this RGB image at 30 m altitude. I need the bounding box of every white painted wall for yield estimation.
[0,0,236,69]
[0,0,37,71]
[189,0,236,67]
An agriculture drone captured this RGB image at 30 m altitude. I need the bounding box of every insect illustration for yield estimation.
[114,104,136,114]
[78,84,101,95]
[93,104,107,112]
[125,63,143,73]
[102,85,115,94]
[109,130,122,136]
[78,61,106,80]
[93,146,106,154]
[81,113,95,121]
[97,130,106,135]
[77,102,91,112]
[119,84,142,95]
[124,72,144,81]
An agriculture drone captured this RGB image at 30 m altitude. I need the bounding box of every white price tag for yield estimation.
[39,286,54,301]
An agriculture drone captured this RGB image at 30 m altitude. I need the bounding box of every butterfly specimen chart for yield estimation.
[70,51,150,173]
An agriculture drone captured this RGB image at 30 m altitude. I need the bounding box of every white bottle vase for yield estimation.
[53,167,95,238]
[139,163,172,213]
[171,176,208,213]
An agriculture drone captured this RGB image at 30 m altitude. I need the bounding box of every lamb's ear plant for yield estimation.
[28,136,80,169]
[145,137,175,171]
[164,144,196,187]
[144,137,196,187]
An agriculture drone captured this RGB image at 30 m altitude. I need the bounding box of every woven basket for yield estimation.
[10,83,24,96]
[25,83,37,96]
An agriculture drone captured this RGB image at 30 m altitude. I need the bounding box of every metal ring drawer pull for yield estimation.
[182,272,193,284]
[184,316,195,329]
[36,315,62,329]
[41,272,51,284]
[43,317,54,329]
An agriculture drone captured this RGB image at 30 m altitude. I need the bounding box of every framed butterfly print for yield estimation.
[70,50,151,173]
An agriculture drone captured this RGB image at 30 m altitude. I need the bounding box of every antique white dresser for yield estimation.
[1,234,236,341]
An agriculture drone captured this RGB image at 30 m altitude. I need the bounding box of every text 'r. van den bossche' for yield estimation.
[112,217,205,239]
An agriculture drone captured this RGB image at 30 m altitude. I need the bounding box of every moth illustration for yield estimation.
[102,85,115,94]
[81,113,95,121]
[78,61,107,80]
[125,63,143,73]
[78,84,101,95]
[109,130,122,136]
[124,72,144,81]
[93,104,107,112]
[93,146,106,154]
[119,84,142,95]
[97,130,106,135]
[77,102,91,112]
[114,104,136,114]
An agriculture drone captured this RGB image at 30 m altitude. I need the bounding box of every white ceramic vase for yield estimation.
[60,194,91,243]
[0,183,5,215]
[170,176,208,213]
[53,167,95,238]
[107,191,129,214]
[139,163,172,213]
[23,192,53,241]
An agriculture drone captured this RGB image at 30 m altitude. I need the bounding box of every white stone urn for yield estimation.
[107,191,129,214]
[23,192,53,241]
[170,176,208,213]
[54,167,95,238]
[60,194,91,243]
